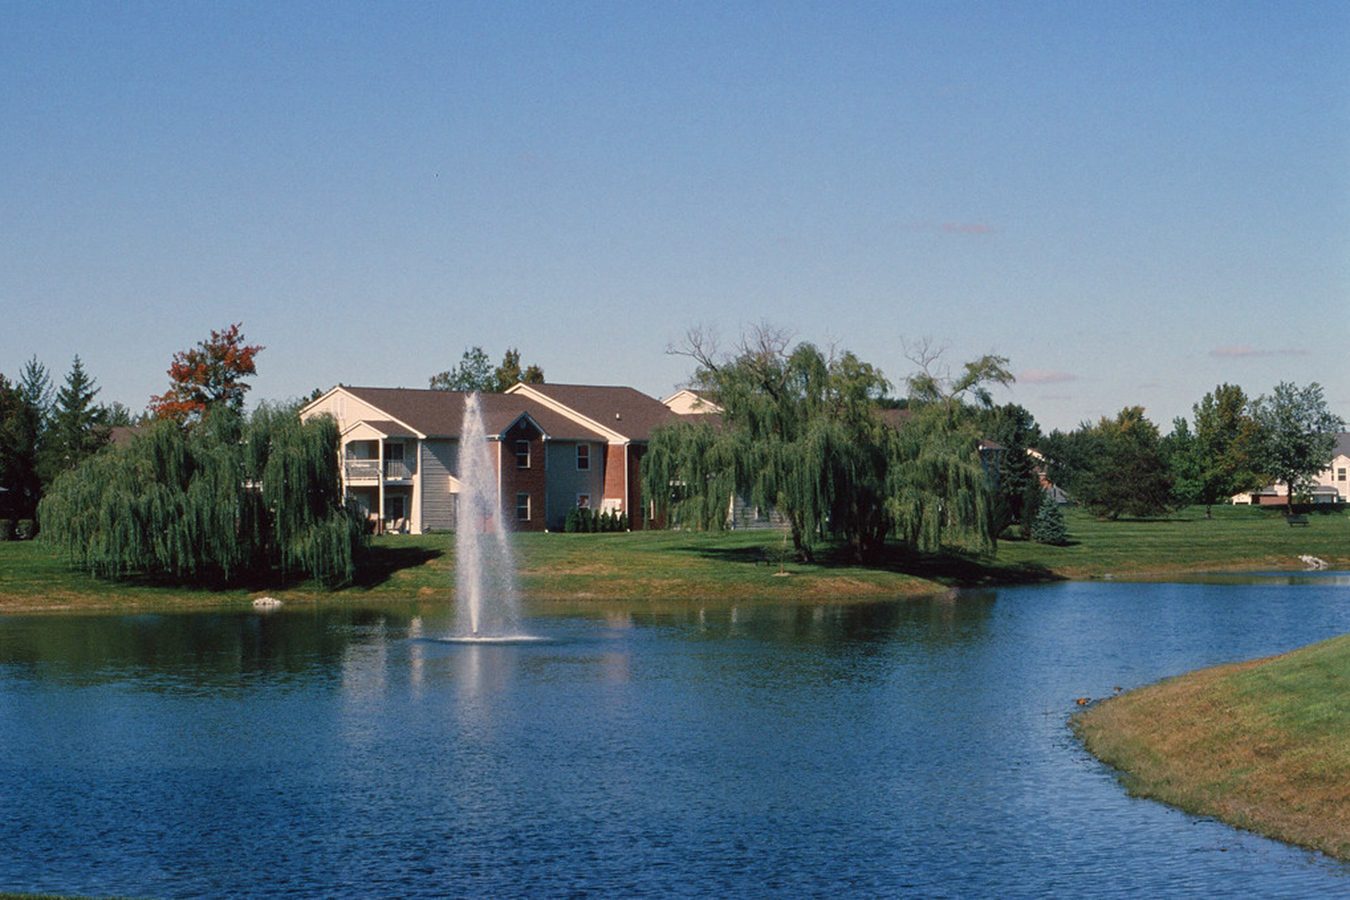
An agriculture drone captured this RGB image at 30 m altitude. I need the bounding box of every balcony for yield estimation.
[344,458,416,481]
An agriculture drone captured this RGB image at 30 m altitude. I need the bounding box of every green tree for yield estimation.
[102,402,138,427]
[491,348,545,392]
[1074,407,1173,519]
[431,346,546,392]
[1250,381,1344,514]
[41,356,111,482]
[430,346,494,392]
[892,344,1014,551]
[1178,384,1264,517]
[148,323,264,424]
[39,404,364,586]
[645,327,893,561]
[1030,496,1068,545]
[886,404,996,555]
[645,328,1003,560]
[978,403,1044,538]
[0,359,52,521]
[1163,416,1204,508]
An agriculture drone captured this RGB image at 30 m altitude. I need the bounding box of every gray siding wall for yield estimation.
[729,494,788,530]
[545,441,605,530]
[421,439,459,532]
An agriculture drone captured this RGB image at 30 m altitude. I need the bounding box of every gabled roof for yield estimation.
[1335,432,1350,459]
[508,383,678,441]
[335,386,610,441]
[340,419,418,439]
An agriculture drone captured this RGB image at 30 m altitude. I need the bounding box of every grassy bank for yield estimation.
[1073,634,1350,860]
[1,504,1345,614]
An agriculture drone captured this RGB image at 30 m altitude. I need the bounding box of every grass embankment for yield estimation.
[1074,635,1350,860]
[995,503,1348,579]
[0,505,1345,614]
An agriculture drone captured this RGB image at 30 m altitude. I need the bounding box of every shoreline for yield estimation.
[1072,635,1350,862]
[0,553,1336,617]
[2,505,1346,615]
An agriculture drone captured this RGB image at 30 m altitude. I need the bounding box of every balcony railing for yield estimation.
[344,458,415,481]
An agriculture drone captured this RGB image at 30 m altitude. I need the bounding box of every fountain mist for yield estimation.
[454,393,524,638]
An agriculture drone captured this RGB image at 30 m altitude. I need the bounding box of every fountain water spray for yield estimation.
[454,393,525,639]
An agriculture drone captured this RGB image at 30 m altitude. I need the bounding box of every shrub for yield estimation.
[564,507,580,533]
[15,519,37,540]
[0,519,12,541]
[1031,499,1068,546]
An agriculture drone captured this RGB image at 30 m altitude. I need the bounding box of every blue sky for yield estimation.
[3,1,1347,431]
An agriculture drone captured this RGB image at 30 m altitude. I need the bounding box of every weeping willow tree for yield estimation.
[645,327,892,561]
[886,406,995,554]
[889,343,1014,553]
[39,404,364,586]
[646,327,1009,561]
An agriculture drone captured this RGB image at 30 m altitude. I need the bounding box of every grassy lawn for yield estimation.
[996,503,1348,579]
[0,503,1345,613]
[1073,634,1350,860]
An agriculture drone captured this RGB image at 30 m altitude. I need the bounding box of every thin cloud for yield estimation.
[941,222,997,235]
[1210,345,1308,359]
[1018,369,1079,385]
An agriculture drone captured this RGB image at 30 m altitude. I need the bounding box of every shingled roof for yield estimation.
[513,383,678,441]
[338,386,611,441]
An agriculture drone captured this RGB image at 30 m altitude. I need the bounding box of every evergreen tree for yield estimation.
[1030,496,1068,545]
[41,356,111,482]
[102,401,138,427]
[978,403,1043,538]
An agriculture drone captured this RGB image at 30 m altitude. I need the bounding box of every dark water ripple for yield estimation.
[1,576,1348,897]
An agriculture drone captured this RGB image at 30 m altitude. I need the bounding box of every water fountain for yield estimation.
[452,392,532,641]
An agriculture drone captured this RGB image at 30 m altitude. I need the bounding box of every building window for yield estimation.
[516,492,531,521]
[577,494,590,509]
[1339,468,1347,482]
[515,440,530,469]
[577,443,590,471]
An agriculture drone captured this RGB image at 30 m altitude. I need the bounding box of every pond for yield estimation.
[1,576,1348,897]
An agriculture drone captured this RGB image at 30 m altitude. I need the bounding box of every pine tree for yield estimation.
[1031,497,1068,545]
[41,356,111,482]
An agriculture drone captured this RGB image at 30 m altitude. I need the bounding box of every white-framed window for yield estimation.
[1338,468,1347,482]
[577,494,590,509]
[515,440,530,469]
[516,492,531,521]
[577,443,590,471]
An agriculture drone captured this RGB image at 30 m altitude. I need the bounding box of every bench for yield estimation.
[1287,514,1309,527]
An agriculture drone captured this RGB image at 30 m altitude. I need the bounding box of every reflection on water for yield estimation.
[0,578,1347,897]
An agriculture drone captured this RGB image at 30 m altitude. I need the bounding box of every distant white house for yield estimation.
[1231,432,1350,506]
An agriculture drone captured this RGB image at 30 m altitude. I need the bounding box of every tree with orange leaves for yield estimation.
[149,323,264,424]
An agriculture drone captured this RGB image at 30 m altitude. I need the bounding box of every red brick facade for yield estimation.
[497,419,548,532]
[602,444,626,508]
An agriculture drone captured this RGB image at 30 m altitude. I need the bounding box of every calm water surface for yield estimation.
[1,576,1348,898]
